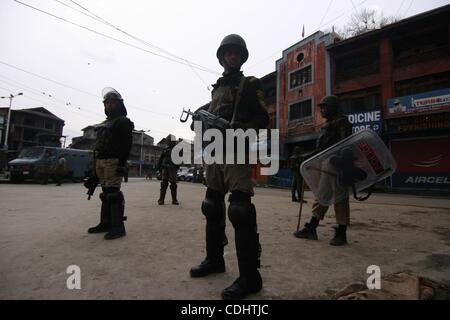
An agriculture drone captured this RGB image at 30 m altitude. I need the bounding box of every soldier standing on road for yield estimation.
[189,34,269,300]
[87,87,134,240]
[54,154,66,186]
[157,138,179,205]
[294,95,353,246]
[123,161,129,183]
[290,146,307,203]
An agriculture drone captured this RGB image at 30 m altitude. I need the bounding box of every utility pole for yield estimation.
[1,92,23,150]
[138,129,150,177]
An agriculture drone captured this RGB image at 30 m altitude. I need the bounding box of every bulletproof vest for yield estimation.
[208,72,244,122]
[317,116,352,151]
[161,149,176,168]
[94,117,122,158]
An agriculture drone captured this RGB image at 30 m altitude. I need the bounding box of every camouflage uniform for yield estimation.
[87,88,134,240]
[189,34,269,301]
[157,144,179,205]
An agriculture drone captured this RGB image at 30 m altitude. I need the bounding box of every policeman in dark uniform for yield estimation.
[87,87,134,240]
[290,146,307,203]
[189,34,269,300]
[294,95,352,246]
[157,138,179,205]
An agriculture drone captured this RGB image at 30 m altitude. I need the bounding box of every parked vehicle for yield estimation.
[8,146,93,184]
[177,166,190,181]
[185,168,195,182]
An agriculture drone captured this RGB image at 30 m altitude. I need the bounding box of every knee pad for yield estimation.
[161,180,169,189]
[228,190,252,203]
[201,188,225,221]
[107,191,124,204]
[228,191,256,228]
[170,183,177,191]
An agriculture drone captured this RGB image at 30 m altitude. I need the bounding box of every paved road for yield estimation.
[0,178,449,299]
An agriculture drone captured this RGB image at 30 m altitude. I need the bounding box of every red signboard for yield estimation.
[391,137,450,190]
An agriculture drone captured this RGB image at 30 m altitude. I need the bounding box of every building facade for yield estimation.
[276,31,338,158]
[0,107,64,151]
[327,4,450,191]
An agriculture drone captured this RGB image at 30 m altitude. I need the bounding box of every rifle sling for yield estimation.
[230,76,247,126]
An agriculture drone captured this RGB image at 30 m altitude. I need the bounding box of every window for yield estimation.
[289,65,312,89]
[289,99,312,121]
[24,117,35,126]
[338,87,381,114]
[334,46,379,83]
[23,129,37,141]
[45,121,53,130]
[394,72,450,97]
[392,25,448,67]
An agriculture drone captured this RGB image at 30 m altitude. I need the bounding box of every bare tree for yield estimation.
[341,8,400,38]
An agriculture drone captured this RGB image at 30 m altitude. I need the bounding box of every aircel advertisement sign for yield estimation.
[391,137,450,190]
[387,88,450,117]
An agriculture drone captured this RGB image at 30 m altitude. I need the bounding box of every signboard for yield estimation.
[391,137,450,190]
[345,110,382,134]
[387,88,450,118]
[387,112,450,134]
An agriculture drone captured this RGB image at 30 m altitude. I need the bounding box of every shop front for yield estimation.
[386,88,450,192]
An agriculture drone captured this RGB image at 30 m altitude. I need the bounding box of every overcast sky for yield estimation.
[0,0,447,146]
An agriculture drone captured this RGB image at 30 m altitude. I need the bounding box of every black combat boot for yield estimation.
[190,257,226,278]
[222,199,262,300]
[158,181,168,205]
[293,217,319,240]
[329,225,347,246]
[104,191,126,240]
[190,191,226,277]
[292,190,299,202]
[190,213,226,277]
[170,184,179,205]
[87,192,111,233]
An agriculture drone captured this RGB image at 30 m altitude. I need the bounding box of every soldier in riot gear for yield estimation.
[294,95,353,246]
[86,87,134,240]
[157,137,179,205]
[290,146,307,203]
[189,34,269,300]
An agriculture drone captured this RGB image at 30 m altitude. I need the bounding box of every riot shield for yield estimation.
[300,129,396,206]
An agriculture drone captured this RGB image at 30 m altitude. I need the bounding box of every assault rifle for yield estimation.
[180,108,230,130]
[84,175,99,200]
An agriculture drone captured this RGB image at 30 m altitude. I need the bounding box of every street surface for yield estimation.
[0,179,449,299]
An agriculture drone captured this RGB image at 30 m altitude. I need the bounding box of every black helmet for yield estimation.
[318,95,340,108]
[216,34,249,66]
[102,87,123,102]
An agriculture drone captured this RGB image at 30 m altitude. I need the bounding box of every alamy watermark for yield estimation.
[171,121,280,175]
[366,265,381,290]
[66,265,81,290]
